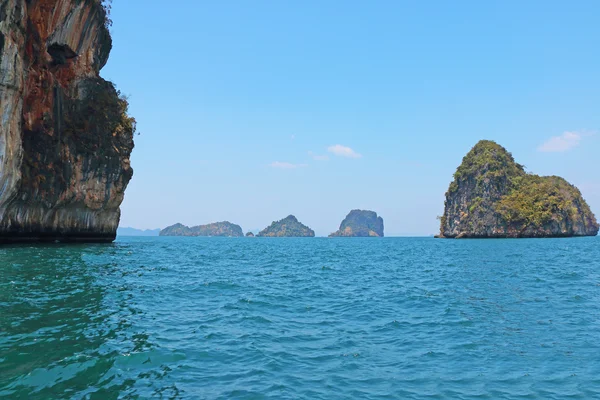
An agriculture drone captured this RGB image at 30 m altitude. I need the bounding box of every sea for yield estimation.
[1,236,599,399]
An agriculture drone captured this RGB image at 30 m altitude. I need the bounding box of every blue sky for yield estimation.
[102,0,600,236]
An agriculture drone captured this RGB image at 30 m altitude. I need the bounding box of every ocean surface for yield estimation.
[1,237,599,399]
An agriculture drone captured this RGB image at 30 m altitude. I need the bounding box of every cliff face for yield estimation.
[160,222,244,237]
[0,0,135,242]
[257,215,315,237]
[440,140,599,238]
[329,210,384,237]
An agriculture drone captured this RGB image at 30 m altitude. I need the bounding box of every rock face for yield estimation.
[257,215,315,237]
[329,210,384,237]
[160,222,243,237]
[0,0,135,243]
[439,140,599,238]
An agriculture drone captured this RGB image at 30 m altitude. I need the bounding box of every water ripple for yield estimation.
[1,237,599,399]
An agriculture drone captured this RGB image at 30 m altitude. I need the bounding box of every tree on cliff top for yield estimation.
[93,0,113,28]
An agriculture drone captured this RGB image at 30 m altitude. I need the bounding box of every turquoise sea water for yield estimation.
[1,237,599,399]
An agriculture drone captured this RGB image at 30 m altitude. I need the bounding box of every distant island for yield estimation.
[257,215,315,237]
[329,210,384,237]
[246,232,255,237]
[160,222,244,237]
[438,140,599,238]
[117,227,161,237]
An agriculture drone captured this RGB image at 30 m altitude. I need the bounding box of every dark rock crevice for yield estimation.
[47,43,77,65]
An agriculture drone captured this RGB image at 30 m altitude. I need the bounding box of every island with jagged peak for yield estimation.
[438,140,599,238]
[329,210,384,237]
[257,215,315,237]
[160,222,243,237]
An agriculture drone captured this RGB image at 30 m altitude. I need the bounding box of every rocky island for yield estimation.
[329,210,384,237]
[0,0,135,243]
[245,232,255,237]
[160,222,243,237]
[257,215,315,237]
[439,140,599,238]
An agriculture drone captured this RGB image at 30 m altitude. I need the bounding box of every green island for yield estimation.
[329,210,384,237]
[160,222,244,237]
[439,140,599,238]
[257,215,315,237]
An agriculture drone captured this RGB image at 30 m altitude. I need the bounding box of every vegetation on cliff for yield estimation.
[448,140,525,194]
[440,140,599,238]
[496,175,596,231]
[257,215,315,237]
[160,222,243,237]
[96,0,113,28]
[329,210,384,237]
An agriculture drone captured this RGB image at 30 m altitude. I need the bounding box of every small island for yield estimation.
[439,140,599,238]
[329,210,384,237]
[257,215,315,237]
[160,221,243,237]
[245,232,255,237]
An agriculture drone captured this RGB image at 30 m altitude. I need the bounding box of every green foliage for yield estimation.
[437,215,447,235]
[115,91,137,137]
[496,175,587,229]
[98,0,113,28]
[468,197,483,214]
[452,140,525,182]
[87,0,112,28]
[448,180,458,193]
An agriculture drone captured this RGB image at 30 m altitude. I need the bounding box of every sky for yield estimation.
[102,0,600,236]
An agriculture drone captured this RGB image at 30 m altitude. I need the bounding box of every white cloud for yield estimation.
[269,161,307,169]
[308,151,329,161]
[327,144,362,158]
[537,131,582,153]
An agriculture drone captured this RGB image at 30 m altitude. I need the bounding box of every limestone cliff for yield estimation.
[160,222,244,237]
[329,210,384,237]
[0,0,135,242]
[439,140,598,238]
